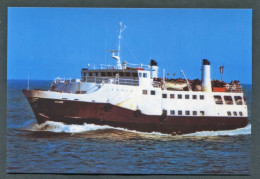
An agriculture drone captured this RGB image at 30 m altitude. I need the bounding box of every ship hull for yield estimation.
[23,90,248,135]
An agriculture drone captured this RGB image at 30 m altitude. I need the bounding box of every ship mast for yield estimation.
[108,22,127,69]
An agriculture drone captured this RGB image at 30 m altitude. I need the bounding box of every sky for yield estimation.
[7,8,252,84]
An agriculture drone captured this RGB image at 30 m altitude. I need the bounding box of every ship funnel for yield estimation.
[150,59,158,78]
[201,59,212,92]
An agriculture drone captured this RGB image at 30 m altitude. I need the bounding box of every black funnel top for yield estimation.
[150,59,157,66]
[203,59,210,65]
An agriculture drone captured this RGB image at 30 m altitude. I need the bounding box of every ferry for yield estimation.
[23,22,248,135]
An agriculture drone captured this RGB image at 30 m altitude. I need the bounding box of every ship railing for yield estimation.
[82,76,139,86]
[225,85,243,93]
[52,77,81,86]
[86,63,151,71]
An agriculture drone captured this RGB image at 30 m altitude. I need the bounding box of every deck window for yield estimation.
[162,94,167,98]
[143,73,147,78]
[139,73,142,77]
[214,95,223,104]
[192,95,197,99]
[224,96,233,105]
[185,111,190,115]
[170,110,175,115]
[151,90,156,95]
[101,72,106,77]
[132,73,138,77]
[142,90,147,95]
[185,95,189,99]
[233,111,237,116]
[125,72,131,77]
[200,111,204,116]
[170,94,175,98]
[119,72,124,77]
[200,95,204,100]
[227,111,231,116]
[234,96,243,105]
[193,111,197,115]
[178,110,182,115]
[178,94,182,99]
[239,112,243,116]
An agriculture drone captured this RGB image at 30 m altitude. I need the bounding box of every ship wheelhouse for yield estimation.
[81,68,140,86]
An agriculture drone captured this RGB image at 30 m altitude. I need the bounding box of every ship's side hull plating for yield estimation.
[24,93,248,135]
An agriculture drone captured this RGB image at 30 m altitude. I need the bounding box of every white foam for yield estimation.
[30,121,114,133]
[27,121,251,137]
[183,124,251,137]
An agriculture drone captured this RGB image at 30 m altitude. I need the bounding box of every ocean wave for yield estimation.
[28,121,114,133]
[26,121,251,136]
[183,124,251,137]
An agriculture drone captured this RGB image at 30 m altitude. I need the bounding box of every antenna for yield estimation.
[118,21,127,58]
[106,22,126,69]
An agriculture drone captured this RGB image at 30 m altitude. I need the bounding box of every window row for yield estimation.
[162,94,204,100]
[214,95,243,105]
[227,111,243,116]
[139,72,148,78]
[168,110,205,116]
[142,90,206,100]
[82,72,138,77]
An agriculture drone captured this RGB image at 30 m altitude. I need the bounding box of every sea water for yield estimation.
[7,80,251,174]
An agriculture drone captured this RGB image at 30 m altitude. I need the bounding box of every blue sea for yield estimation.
[7,80,251,174]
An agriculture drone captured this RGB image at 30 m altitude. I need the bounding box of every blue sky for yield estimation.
[7,8,252,84]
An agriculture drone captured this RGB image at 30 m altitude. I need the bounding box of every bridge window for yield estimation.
[113,72,117,76]
[185,111,190,115]
[170,94,175,98]
[227,111,231,116]
[143,73,147,78]
[107,72,112,76]
[96,72,100,77]
[193,111,197,115]
[192,95,197,99]
[132,73,138,77]
[139,73,142,77]
[119,72,124,77]
[200,95,204,100]
[101,72,106,77]
[200,111,204,116]
[234,96,243,105]
[125,72,131,77]
[239,112,243,116]
[151,90,156,95]
[178,110,182,115]
[224,96,233,105]
[185,95,189,99]
[170,110,175,115]
[89,72,93,76]
[178,94,182,99]
[142,90,147,95]
[162,94,167,98]
[233,111,237,116]
[214,95,223,104]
